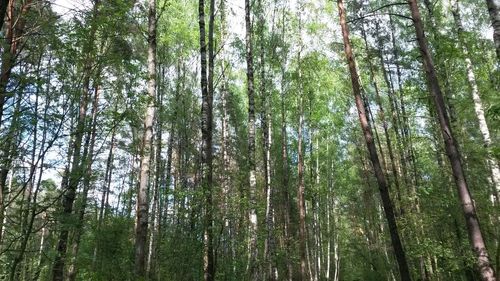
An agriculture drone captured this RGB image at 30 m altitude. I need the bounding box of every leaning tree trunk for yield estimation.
[337,1,412,280]
[408,0,497,280]
[134,0,156,276]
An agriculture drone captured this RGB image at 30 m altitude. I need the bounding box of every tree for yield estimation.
[134,0,157,276]
[336,0,412,280]
[244,0,258,278]
[408,0,496,279]
[198,0,215,279]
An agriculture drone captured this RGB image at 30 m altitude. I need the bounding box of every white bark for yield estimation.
[453,0,500,203]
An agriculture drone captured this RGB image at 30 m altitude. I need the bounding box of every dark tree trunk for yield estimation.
[199,0,215,278]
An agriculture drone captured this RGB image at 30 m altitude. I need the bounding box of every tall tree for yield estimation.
[297,4,308,280]
[408,0,496,280]
[244,0,258,278]
[336,1,412,280]
[199,0,215,279]
[134,0,157,276]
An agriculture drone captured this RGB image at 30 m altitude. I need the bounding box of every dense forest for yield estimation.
[0,0,499,280]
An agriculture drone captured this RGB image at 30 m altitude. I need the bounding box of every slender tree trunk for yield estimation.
[0,0,32,242]
[51,70,91,281]
[7,89,31,281]
[281,62,293,281]
[219,1,234,276]
[279,5,293,280]
[146,144,159,278]
[244,0,258,277]
[162,127,174,226]
[297,5,308,280]
[92,127,115,269]
[0,82,21,247]
[337,1,412,280]
[134,0,156,276]
[408,0,496,280]
[257,1,276,278]
[66,84,100,281]
[199,0,215,278]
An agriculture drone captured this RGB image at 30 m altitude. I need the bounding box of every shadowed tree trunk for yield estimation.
[199,0,215,278]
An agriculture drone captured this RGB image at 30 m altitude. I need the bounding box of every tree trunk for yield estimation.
[485,0,500,60]
[51,69,91,281]
[297,5,308,280]
[337,1,412,280]
[134,0,156,276]
[279,5,293,280]
[199,0,215,278]
[244,0,258,278]
[66,84,99,281]
[0,0,32,127]
[257,1,276,279]
[92,127,116,269]
[408,0,496,280]
[0,0,32,243]
[281,62,293,281]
